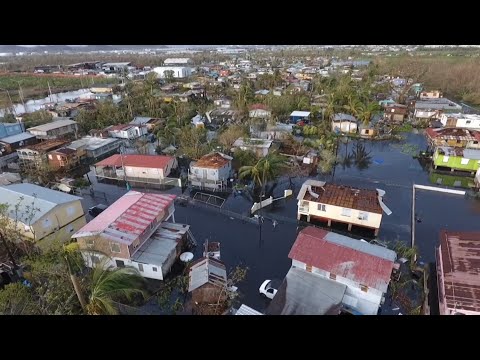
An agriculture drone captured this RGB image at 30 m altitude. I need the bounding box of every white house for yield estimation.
[297,180,391,236]
[414,99,462,120]
[249,104,272,119]
[106,124,148,140]
[164,58,192,65]
[188,152,232,191]
[72,191,195,281]
[232,138,273,158]
[287,226,397,315]
[332,113,358,134]
[27,118,78,140]
[153,66,192,79]
[440,113,480,131]
[67,136,122,162]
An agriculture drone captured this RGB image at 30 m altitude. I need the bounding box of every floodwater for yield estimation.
[0,88,92,116]
[82,132,480,313]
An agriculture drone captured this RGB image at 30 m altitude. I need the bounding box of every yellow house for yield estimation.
[0,183,86,249]
[296,180,390,236]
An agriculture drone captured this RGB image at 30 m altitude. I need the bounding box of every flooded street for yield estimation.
[82,132,480,313]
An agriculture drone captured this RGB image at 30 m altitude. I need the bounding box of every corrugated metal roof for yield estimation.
[333,113,357,122]
[290,111,311,117]
[462,149,480,160]
[68,136,121,151]
[95,154,174,169]
[0,183,82,223]
[288,227,395,292]
[27,119,76,132]
[0,132,36,144]
[439,230,480,313]
[72,191,175,244]
[266,267,346,315]
[193,152,232,169]
[235,304,263,315]
[188,257,227,292]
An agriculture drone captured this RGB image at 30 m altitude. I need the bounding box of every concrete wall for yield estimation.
[125,166,164,180]
[298,199,382,229]
[190,162,231,181]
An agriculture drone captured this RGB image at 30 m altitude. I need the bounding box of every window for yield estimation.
[329,273,336,280]
[456,140,461,144]
[66,224,74,233]
[360,284,368,292]
[461,158,469,165]
[152,267,158,272]
[365,129,369,134]
[86,239,95,248]
[474,141,479,145]
[317,203,326,211]
[56,155,62,160]
[341,208,352,217]
[138,263,144,272]
[358,211,369,221]
[115,260,125,268]
[48,154,53,159]
[306,264,312,272]
[466,120,472,124]
[110,243,121,253]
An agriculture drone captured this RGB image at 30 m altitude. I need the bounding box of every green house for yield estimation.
[433,147,480,173]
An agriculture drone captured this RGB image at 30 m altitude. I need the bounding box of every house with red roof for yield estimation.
[72,191,195,280]
[267,226,396,315]
[425,127,480,149]
[92,154,179,187]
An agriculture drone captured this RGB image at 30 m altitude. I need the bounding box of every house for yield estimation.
[101,62,131,73]
[384,104,408,123]
[213,97,232,109]
[289,111,311,124]
[359,124,377,138]
[232,138,273,158]
[379,99,396,108]
[188,257,228,311]
[206,109,237,129]
[27,118,78,140]
[270,226,396,315]
[191,114,206,128]
[433,147,480,173]
[67,136,122,163]
[296,180,390,236]
[266,267,347,315]
[93,154,178,186]
[255,89,270,97]
[0,122,24,139]
[419,90,442,100]
[0,183,86,246]
[164,58,192,65]
[249,104,272,119]
[332,113,358,134]
[17,139,68,168]
[47,147,79,170]
[90,85,114,94]
[0,132,38,155]
[72,191,194,280]
[106,123,148,140]
[414,99,462,121]
[426,128,480,149]
[188,152,232,191]
[153,66,192,78]
[440,113,480,131]
[437,230,480,315]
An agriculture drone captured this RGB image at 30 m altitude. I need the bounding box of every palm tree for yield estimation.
[86,262,147,315]
[343,95,362,118]
[357,101,382,126]
[239,153,287,197]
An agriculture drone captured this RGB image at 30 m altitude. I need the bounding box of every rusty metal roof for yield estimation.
[426,127,480,142]
[19,139,68,153]
[438,230,480,313]
[193,152,232,169]
[303,183,382,214]
[72,191,176,244]
[95,154,174,169]
[288,227,395,292]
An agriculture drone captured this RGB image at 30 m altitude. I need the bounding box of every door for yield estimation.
[115,260,125,268]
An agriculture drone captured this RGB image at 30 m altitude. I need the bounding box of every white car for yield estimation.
[259,280,278,300]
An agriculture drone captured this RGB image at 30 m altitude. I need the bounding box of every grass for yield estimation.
[0,73,117,108]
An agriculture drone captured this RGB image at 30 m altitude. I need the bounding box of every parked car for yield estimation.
[259,279,278,300]
[88,204,108,217]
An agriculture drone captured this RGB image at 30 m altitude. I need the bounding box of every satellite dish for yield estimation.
[180,252,194,263]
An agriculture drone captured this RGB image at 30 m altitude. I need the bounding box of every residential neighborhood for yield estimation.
[1,44,480,316]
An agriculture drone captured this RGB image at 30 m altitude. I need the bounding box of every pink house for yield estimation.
[437,230,480,315]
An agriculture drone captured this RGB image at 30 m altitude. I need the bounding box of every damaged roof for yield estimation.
[95,154,174,169]
[188,257,227,292]
[301,182,383,214]
[193,152,232,169]
[288,226,395,292]
[438,230,480,314]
